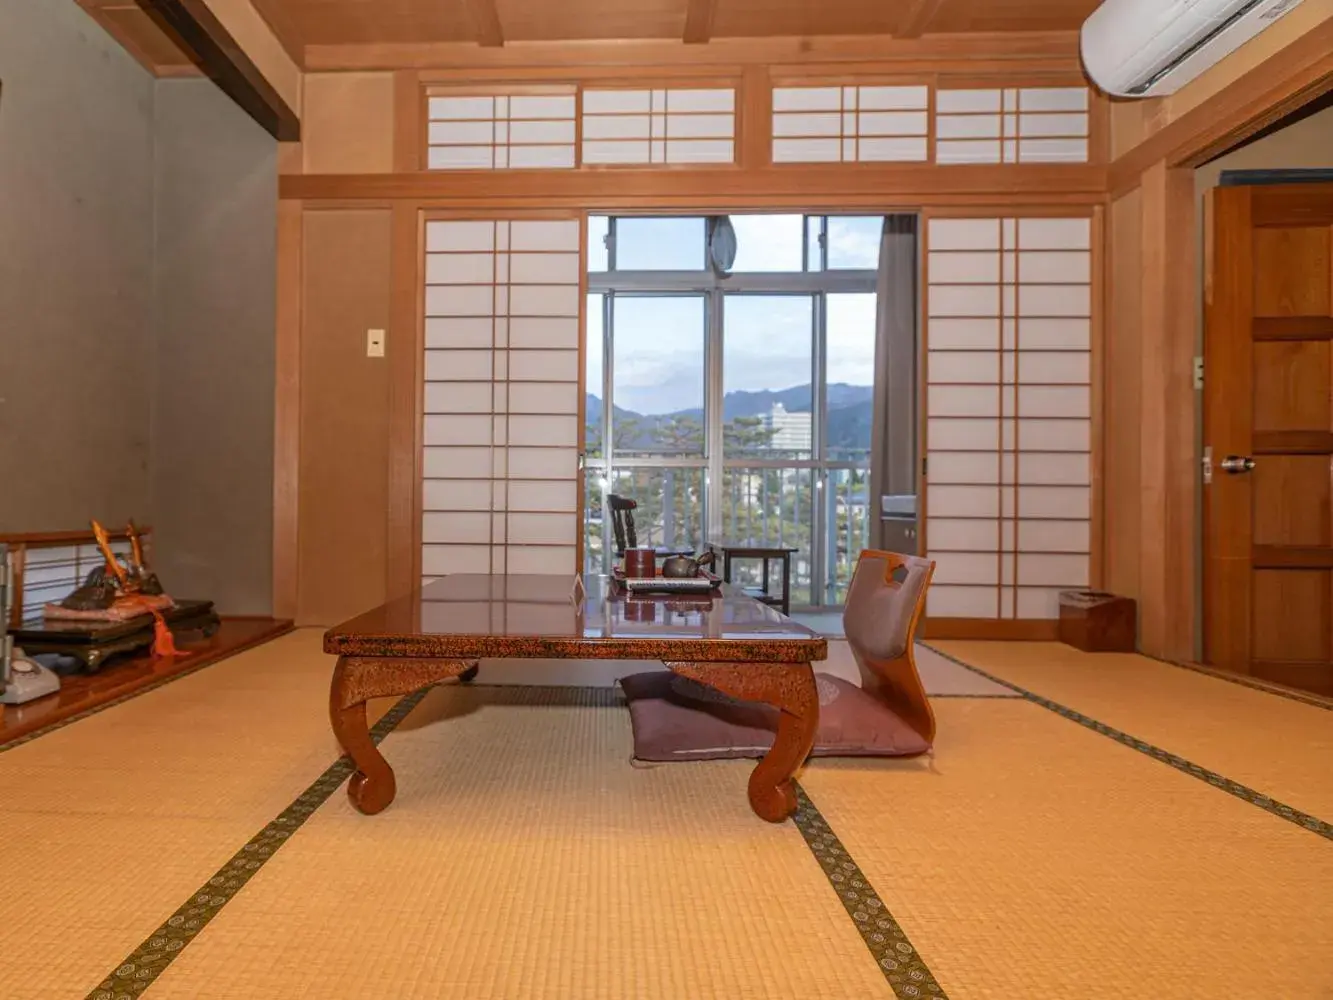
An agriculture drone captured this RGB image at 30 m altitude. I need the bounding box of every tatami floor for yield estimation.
[1,632,1330,999]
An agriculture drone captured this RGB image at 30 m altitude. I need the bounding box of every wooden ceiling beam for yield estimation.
[305,30,1082,72]
[462,0,505,48]
[136,0,300,140]
[897,0,947,39]
[279,163,1107,205]
[683,0,717,44]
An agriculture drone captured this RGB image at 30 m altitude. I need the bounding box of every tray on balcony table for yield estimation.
[610,568,722,596]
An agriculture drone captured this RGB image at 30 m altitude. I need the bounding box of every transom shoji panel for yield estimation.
[422,218,582,582]
[771,85,929,163]
[580,88,736,165]
[427,92,577,170]
[934,88,1089,165]
[925,216,1092,621]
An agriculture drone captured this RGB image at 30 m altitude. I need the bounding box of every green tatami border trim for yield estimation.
[921,643,1333,842]
[86,688,430,1000]
[82,682,946,1000]
[793,783,948,998]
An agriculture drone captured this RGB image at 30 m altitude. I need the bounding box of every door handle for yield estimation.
[1220,455,1256,475]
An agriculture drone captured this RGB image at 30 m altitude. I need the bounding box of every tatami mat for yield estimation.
[0,629,388,1000]
[931,640,1333,819]
[144,685,893,1000]
[800,698,1333,999]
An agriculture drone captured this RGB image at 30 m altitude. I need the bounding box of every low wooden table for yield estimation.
[323,574,827,823]
[707,542,797,616]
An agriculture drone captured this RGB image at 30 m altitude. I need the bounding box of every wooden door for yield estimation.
[1205,183,1333,697]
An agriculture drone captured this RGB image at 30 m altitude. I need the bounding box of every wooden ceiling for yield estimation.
[262,0,1101,47]
[77,0,1100,76]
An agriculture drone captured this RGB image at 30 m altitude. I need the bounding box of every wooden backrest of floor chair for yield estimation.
[842,549,937,745]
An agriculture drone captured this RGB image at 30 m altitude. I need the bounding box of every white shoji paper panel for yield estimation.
[771,85,929,163]
[428,93,577,171]
[935,88,1089,165]
[581,88,736,165]
[926,216,1092,621]
[422,218,582,583]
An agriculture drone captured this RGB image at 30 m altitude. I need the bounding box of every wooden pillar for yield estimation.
[272,193,302,621]
[1136,160,1197,660]
[385,203,422,602]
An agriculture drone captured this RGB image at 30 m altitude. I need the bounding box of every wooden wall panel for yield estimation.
[303,72,397,174]
[1103,188,1142,607]
[297,209,393,626]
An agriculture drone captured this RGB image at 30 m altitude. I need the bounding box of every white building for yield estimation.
[765,403,812,452]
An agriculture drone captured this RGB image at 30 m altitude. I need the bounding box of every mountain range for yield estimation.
[586,383,873,452]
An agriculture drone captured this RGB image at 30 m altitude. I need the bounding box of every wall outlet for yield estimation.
[367,329,386,358]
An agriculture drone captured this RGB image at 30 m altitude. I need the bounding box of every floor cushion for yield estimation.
[619,670,931,762]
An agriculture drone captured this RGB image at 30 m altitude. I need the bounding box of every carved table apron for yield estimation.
[324,575,826,823]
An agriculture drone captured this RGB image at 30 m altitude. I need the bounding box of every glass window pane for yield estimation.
[827,216,883,270]
[611,296,706,458]
[825,293,877,464]
[608,467,705,554]
[614,217,706,270]
[720,467,814,607]
[586,293,604,455]
[729,214,805,272]
[826,468,871,606]
[806,216,823,271]
[723,295,814,460]
[584,465,607,576]
[588,215,609,272]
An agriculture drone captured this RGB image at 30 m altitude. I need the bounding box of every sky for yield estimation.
[586,214,882,416]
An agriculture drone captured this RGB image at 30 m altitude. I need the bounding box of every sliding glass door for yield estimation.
[585,292,707,574]
[584,214,889,609]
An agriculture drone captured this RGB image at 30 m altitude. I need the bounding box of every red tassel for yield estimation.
[151,610,181,658]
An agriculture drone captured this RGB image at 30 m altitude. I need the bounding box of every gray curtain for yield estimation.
[869,215,919,552]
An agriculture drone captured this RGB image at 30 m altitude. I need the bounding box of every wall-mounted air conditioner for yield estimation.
[1081,0,1306,99]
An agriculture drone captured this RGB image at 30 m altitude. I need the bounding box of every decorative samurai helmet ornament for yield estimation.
[60,519,164,610]
[125,520,164,595]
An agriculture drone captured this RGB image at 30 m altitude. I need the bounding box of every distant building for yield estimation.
[765,403,812,451]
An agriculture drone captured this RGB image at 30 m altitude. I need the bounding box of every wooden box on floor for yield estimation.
[1058,591,1137,653]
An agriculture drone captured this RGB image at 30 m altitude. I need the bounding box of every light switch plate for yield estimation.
[367,329,386,358]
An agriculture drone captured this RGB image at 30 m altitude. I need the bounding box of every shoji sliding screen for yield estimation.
[924,216,1092,621]
[421,218,582,582]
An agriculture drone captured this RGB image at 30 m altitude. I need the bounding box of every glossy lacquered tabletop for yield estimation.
[324,574,826,663]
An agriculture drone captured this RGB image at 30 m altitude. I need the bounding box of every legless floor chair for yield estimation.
[841,549,937,747]
[620,549,938,761]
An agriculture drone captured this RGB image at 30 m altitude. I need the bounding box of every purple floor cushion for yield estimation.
[619,671,931,762]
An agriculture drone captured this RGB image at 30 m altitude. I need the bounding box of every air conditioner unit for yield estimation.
[1080,0,1306,99]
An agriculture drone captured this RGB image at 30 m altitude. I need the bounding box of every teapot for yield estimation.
[660,550,716,578]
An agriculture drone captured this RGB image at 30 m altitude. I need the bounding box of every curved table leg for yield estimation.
[329,656,476,815]
[664,660,819,823]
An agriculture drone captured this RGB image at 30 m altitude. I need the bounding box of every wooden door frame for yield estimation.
[1201,185,1255,670]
